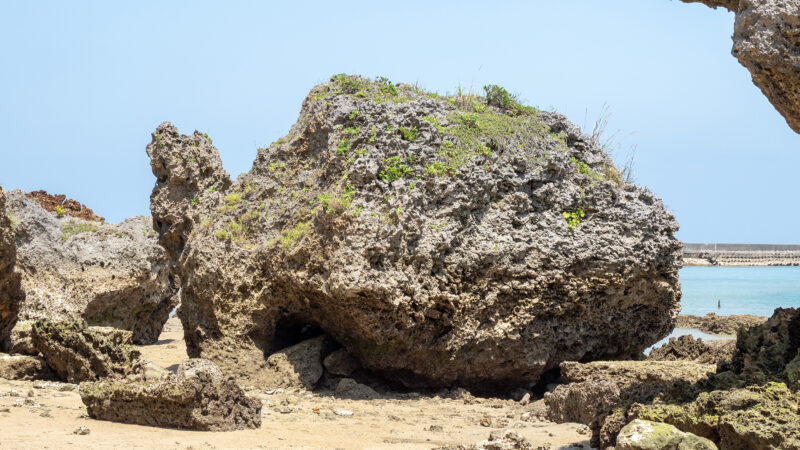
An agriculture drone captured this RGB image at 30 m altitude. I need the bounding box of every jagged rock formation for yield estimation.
[31,319,140,383]
[631,382,800,449]
[544,360,714,448]
[648,335,735,365]
[677,313,767,336]
[80,359,262,431]
[617,419,717,450]
[0,187,23,350]
[718,307,800,385]
[5,190,179,347]
[26,190,104,222]
[147,76,682,388]
[683,0,800,134]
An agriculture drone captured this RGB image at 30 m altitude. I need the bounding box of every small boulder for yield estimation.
[334,378,380,400]
[0,353,50,380]
[436,430,536,449]
[323,348,361,377]
[31,319,140,382]
[263,335,329,390]
[133,359,171,381]
[80,358,261,431]
[617,419,717,450]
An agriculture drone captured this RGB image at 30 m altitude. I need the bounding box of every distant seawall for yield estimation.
[683,243,800,266]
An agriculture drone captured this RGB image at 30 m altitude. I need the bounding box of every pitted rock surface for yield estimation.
[32,319,140,383]
[0,187,23,350]
[676,313,767,336]
[5,190,179,346]
[718,307,800,386]
[683,0,800,134]
[80,358,262,431]
[147,76,681,388]
[545,360,714,448]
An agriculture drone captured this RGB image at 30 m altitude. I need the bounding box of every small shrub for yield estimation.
[399,126,418,141]
[348,109,359,120]
[378,156,414,182]
[190,196,199,207]
[225,193,241,204]
[562,208,585,230]
[54,205,66,218]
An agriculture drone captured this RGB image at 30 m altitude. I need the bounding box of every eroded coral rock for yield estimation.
[0,353,50,381]
[648,335,735,365]
[436,430,538,450]
[683,0,800,134]
[147,76,681,388]
[31,319,140,383]
[5,190,179,347]
[0,187,23,350]
[545,360,714,448]
[632,382,800,449]
[617,419,717,450]
[80,358,262,431]
[719,307,800,386]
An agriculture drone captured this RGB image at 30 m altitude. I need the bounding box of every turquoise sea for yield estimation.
[648,266,800,351]
[679,266,800,317]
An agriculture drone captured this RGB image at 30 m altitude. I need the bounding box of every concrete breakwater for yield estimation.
[684,243,800,266]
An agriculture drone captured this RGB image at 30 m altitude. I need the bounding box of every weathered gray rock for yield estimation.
[80,358,262,431]
[0,187,23,350]
[334,377,380,400]
[617,419,717,450]
[5,190,179,347]
[648,335,735,365]
[147,76,681,388]
[0,353,50,380]
[683,0,800,134]
[545,360,714,448]
[31,319,140,383]
[263,335,330,390]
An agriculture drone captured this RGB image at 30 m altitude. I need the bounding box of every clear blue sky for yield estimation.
[1,1,798,244]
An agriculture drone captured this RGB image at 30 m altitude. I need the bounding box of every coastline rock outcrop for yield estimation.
[544,360,714,448]
[676,313,767,336]
[147,76,682,388]
[682,0,800,134]
[718,307,800,386]
[32,319,140,383]
[0,187,23,350]
[5,190,179,347]
[648,335,735,365]
[80,358,262,431]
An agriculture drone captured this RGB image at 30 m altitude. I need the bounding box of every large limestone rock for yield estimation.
[31,319,140,383]
[5,190,179,347]
[80,359,262,431]
[147,76,682,388]
[617,419,717,450]
[0,187,23,350]
[683,0,800,134]
[545,360,714,448]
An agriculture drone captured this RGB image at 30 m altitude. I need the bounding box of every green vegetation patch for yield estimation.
[378,156,414,182]
[562,207,585,230]
[61,222,100,241]
[280,221,312,250]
